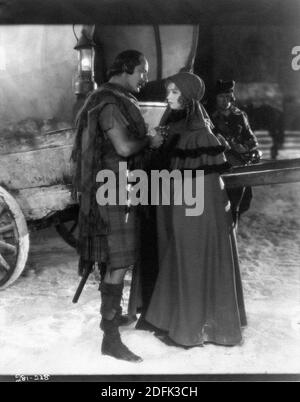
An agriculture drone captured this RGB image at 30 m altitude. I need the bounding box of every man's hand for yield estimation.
[147,128,158,137]
[216,133,231,150]
[147,128,164,149]
[232,142,248,153]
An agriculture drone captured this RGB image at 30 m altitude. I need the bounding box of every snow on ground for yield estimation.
[0,153,300,375]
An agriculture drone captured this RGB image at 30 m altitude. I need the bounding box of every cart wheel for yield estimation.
[55,220,78,249]
[55,205,79,249]
[0,187,30,289]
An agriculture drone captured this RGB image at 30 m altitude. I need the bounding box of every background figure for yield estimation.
[210,80,261,226]
[71,50,163,362]
[144,72,247,348]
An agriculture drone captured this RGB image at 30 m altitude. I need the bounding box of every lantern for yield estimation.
[74,30,96,96]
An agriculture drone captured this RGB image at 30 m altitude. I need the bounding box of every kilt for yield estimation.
[79,204,140,271]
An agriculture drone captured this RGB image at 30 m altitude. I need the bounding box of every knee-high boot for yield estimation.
[99,282,142,362]
[98,278,136,326]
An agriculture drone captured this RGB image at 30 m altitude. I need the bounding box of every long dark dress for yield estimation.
[145,111,247,347]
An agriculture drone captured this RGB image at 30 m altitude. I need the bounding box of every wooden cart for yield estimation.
[0,125,78,289]
[1,102,300,290]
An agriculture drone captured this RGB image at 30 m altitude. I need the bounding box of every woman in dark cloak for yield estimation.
[144,72,247,347]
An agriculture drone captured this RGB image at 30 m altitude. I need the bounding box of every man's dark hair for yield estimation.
[107,50,145,80]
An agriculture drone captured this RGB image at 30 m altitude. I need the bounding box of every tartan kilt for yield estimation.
[79,204,140,271]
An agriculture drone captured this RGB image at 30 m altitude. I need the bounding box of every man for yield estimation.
[71,50,163,362]
[211,80,261,226]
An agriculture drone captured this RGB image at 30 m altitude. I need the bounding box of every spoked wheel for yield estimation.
[0,187,30,289]
[55,205,79,249]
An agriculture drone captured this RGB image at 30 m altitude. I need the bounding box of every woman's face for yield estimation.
[166,82,184,110]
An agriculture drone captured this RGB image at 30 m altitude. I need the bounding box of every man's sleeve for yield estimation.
[241,112,259,150]
[99,104,130,132]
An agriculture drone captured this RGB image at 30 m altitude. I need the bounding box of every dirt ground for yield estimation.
[0,159,300,376]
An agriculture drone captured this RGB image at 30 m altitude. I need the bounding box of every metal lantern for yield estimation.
[74,31,96,96]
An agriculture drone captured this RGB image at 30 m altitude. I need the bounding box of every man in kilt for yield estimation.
[71,50,163,362]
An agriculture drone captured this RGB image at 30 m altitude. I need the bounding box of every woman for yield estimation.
[144,72,247,347]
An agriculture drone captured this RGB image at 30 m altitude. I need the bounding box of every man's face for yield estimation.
[125,56,149,93]
[216,93,232,111]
